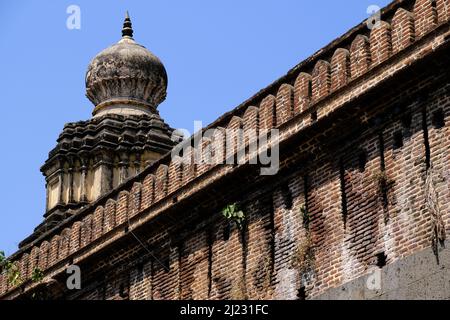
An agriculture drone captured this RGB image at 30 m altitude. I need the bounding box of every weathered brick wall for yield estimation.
[314,240,450,300]
[66,73,448,300]
[2,0,450,300]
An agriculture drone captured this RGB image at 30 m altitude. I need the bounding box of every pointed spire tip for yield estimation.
[122,10,133,38]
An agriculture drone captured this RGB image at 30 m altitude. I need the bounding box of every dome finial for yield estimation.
[122,11,133,38]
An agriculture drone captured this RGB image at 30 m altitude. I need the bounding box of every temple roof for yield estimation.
[42,113,177,172]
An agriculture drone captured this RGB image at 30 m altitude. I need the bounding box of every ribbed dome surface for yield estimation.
[85,14,167,113]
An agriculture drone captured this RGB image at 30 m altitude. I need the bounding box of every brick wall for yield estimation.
[2,0,450,300]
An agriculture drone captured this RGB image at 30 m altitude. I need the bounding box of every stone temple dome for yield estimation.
[86,12,168,117]
[25,13,179,242]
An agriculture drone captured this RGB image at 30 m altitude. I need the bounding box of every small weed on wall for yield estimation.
[222,203,246,230]
[291,206,315,287]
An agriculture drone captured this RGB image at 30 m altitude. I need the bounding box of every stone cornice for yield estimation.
[41,113,175,173]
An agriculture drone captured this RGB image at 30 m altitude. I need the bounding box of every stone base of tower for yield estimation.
[314,241,450,300]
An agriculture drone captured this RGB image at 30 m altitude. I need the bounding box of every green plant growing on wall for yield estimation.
[1,250,44,289]
[372,170,388,190]
[425,165,446,263]
[291,234,315,275]
[1,251,21,286]
[372,169,394,222]
[291,206,315,276]
[260,254,273,298]
[300,205,310,231]
[31,267,44,283]
[372,170,394,198]
[222,203,245,230]
[230,277,247,300]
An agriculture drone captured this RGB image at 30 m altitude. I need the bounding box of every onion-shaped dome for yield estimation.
[86,12,168,117]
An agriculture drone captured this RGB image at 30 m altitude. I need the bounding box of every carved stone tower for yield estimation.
[24,13,178,243]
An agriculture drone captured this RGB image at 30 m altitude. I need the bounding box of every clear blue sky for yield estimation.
[0,0,391,255]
